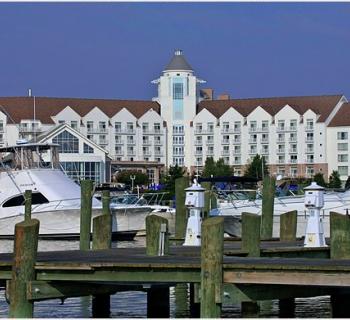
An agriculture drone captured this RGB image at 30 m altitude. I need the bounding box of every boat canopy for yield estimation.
[0,143,60,170]
[198,176,259,183]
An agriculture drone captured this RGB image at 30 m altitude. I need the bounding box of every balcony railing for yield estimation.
[305,148,314,153]
[305,138,314,143]
[173,130,184,135]
[195,150,203,156]
[233,160,241,165]
[87,128,108,134]
[289,137,297,142]
[277,138,285,143]
[221,128,241,134]
[248,139,257,144]
[173,152,184,156]
[154,152,163,156]
[233,139,241,144]
[306,158,314,164]
[114,129,135,134]
[289,148,298,153]
[143,151,152,156]
[221,140,230,145]
[114,140,124,145]
[143,129,163,135]
[127,151,136,156]
[289,159,298,164]
[277,159,285,164]
[99,140,109,145]
[249,149,257,155]
[207,151,214,156]
[19,126,42,133]
[305,125,314,131]
[221,151,230,156]
[261,138,269,143]
[114,151,124,156]
[277,149,285,154]
[260,149,269,155]
[126,140,136,145]
[142,141,152,146]
[194,141,203,146]
[154,140,163,145]
[206,140,214,145]
[233,150,241,155]
[250,126,269,133]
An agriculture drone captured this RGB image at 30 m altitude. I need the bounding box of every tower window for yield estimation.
[173,83,183,100]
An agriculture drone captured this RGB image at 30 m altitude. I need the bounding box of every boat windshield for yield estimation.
[0,143,60,171]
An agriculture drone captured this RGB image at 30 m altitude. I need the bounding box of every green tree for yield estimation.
[244,154,269,180]
[160,164,186,198]
[345,176,350,189]
[116,170,149,187]
[313,172,326,187]
[202,157,216,178]
[202,157,233,177]
[328,170,342,189]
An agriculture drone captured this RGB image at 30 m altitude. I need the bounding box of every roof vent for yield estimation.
[175,49,183,56]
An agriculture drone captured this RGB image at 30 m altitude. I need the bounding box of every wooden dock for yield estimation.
[2,178,350,318]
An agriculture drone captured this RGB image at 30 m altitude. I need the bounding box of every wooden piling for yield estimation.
[9,219,40,318]
[242,212,261,257]
[330,211,350,259]
[146,214,169,256]
[261,175,276,240]
[80,179,93,251]
[175,176,190,239]
[200,217,224,318]
[174,283,189,317]
[24,189,32,222]
[202,182,211,220]
[92,190,112,250]
[280,210,297,242]
[92,190,112,318]
[146,215,170,317]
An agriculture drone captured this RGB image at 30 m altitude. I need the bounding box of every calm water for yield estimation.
[0,238,333,318]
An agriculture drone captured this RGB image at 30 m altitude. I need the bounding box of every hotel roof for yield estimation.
[197,94,344,122]
[328,103,350,127]
[0,97,160,124]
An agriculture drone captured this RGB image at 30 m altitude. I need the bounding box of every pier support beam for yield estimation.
[92,190,112,318]
[261,175,276,240]
[200,217,224,318]
[145,214,170,317]
[280,210,297,242]
[330,211,350,317]
[9,219,40,318]
[175,176,190,240]
[242,212,261,257]
[80,179,93,251]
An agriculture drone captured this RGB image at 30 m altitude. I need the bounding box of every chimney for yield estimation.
[218,94,230,100]
[200,88,214,100]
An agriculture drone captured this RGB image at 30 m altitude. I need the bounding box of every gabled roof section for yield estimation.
[0,97,160,124]
[328,103,350,127]
[197,94,344,122]
[36,123,108,154]
[164,49,193,72]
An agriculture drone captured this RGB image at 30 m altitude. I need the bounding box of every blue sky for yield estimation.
[0,3,349,100]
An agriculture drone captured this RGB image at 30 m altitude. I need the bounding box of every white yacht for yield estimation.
[0,142,153,239]
[212,188,350,238]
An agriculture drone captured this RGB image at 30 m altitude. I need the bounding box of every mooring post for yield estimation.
[80,179,93,251]
[92,190,112,250]
[92,190,112,318]
[330,211,350,317]
[9,219,40,318]
[200,216,224,318]
[241,212,261,316]
[24,189,32,221]
[261,175,276,240]
[145,214,170,317]
[175,176,190,239]
[242,212,261,257]
[280,210,297,242]
[202,182,211,220]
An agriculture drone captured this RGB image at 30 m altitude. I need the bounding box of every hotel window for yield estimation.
[207,136,214,144]
[262,120,269,131]
[173,136,184,145]
[223,122,230,133]
[154,123,161,133]
[53,131,79,153]
[114,122,121,133]
[173,83,183,100]
[127,122,134,133]
[306,119,314,130]
[338,166,348,176]
[58,120,65,125]
[207,122,214,133]
[143,136,150,145]
[337,132,348,140]
[115,136,122,144]
[173,125,184,134]
[87,121,93,133]
[338,154,348,162]
[250,121,257,131]
[277,120,285,130]
[0,120,4,132]
[127,136,134,144]
[234,121,241,132]
[338,143,348,151]
[70,121,78,130]
[290,119,297,130]
[99,121,106,132]
[306,132,314,142]
[142,123,149,133]
[115,146,122,155]
[195,123,202,133]
[83,143,94,154]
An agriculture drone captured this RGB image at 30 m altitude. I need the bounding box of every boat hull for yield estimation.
[0,206,153,238]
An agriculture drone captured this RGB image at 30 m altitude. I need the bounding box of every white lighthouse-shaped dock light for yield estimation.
[304,182,327,247]
[183,180,205,246]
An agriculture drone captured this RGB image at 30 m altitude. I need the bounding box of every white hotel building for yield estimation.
[0,49,349,183]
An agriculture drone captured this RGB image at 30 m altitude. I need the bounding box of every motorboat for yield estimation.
[211,187,350,238]
[0,142,153,239]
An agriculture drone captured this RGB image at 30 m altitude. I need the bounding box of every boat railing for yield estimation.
[31,197,82,212]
